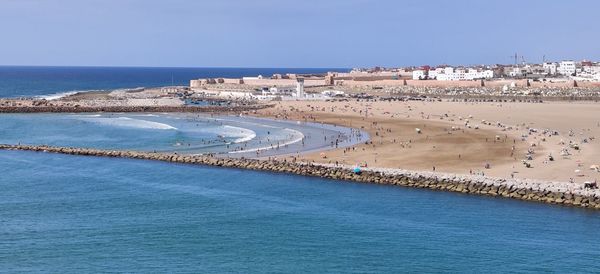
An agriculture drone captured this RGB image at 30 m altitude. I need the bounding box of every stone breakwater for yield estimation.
[2,144,599,210]
[0,104,271,113]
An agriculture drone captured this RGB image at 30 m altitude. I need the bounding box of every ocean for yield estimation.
[0,66,344,98]
[1,66,599,272]
[0,113,366,157]
[1,150,599,272]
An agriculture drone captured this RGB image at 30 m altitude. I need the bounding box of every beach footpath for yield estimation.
[2,144,599,210]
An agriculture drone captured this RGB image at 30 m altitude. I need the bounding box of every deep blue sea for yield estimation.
[1,66,600,272]
[1,150,600,272]
[0,66,344,98]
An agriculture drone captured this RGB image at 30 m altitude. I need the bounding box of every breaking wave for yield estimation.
[37,91,82,100]
[79,116,177,130]
[36,87,145,100]
[229,128,304,154]
[223,125,257,143]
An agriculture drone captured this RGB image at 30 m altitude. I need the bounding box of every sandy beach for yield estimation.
[2,86,598,184]
[256,100,600,183]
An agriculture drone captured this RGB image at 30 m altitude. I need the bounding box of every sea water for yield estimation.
[0,66,345,98]
[1,150,599,272]
[0,113,366,156]
[2,66,599,272]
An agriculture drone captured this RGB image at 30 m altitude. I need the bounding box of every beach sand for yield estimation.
[256,100,600,183]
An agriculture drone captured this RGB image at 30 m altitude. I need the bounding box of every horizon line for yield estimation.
[0,64,351,70]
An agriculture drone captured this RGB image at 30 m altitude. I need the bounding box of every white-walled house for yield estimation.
[543,62,558,75]
[412,69,427,80]
[576,63,600,82]
[558,61,576,76]
[436,67,493,81]
[428,68,443,79]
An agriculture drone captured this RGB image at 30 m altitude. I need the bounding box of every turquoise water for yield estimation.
[0,113,365,157]
[1,150,599,272]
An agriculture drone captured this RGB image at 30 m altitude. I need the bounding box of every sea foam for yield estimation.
[79,117,177,130]
[229,128,304,154]
[37,91,80,100]
[222,125,257,143]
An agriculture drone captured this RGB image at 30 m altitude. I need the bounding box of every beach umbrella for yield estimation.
[353,167,362,174]
[590,165,599,170]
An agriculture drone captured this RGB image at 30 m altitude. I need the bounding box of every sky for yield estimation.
[0,0,598,68]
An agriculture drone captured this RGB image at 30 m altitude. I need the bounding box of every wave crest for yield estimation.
[79,117,177,130]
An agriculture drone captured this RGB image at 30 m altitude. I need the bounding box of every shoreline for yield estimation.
[1,144,599,210]
[0,104,270,113]
[1,93,598,192]
[0,112,368,159]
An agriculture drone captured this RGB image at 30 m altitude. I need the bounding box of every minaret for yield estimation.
[296,78,305,97]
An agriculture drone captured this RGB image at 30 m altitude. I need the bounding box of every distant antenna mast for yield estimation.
[509,53,518,66]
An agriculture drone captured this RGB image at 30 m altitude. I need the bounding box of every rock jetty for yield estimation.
[2,144,599,210]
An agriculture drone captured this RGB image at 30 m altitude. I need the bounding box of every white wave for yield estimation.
[36,87,144,101]
[79,117,177,130]
[37,91,80,100]
[222,125,257,143]
[69,114,102,117]
[229,128,304,154]
[111,87,145,93]
[181,124,257,145]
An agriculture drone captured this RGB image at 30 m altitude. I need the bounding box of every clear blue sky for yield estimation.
[0,0,598,68]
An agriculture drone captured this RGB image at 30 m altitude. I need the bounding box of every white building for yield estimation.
[295,78,305,97]
[437,67,462,81]
[435,67,493,81]
[542,62,557,75]
[577,63,600,82]
[466,68,493,79]
[558,61,576,76]
[583,64,600,74]
[428,68,443,79]
[412,69,427,80]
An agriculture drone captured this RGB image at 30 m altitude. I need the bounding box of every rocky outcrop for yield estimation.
[2,144,599,210]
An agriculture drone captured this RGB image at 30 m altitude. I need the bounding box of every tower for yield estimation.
[296,78,305,97]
